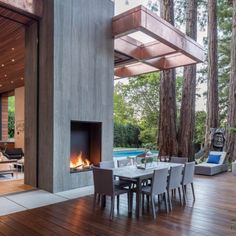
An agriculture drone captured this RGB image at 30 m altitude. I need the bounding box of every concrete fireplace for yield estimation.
[34,0,114,193]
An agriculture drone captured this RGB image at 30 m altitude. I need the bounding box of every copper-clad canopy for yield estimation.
[113,6,205,78]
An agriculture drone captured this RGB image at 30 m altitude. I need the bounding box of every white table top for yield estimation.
[113,162,182,179]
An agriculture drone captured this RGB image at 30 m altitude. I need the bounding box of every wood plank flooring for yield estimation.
[0,173,236,236]
[0,179,34,196]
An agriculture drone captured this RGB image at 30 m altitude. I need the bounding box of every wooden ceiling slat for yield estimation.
[0,15,25,94]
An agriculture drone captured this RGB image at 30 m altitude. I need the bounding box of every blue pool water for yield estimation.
[113,149,158,158]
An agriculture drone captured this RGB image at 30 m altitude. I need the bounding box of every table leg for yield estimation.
[136,178,142,217]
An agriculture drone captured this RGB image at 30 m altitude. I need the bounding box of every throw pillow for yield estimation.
[207,154,221,164]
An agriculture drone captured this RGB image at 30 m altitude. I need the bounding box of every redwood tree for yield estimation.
[178,0,198,160]
[205,0,219,144]
[226,0,236,161]
[158,0,178,156]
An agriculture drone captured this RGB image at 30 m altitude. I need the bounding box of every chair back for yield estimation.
[151,168,169,195]
[159,156,170,162]
[99,160,114,168]
[93,167,114,196]
[168,165,183,189]
[117,158,132,168]
[182,162,195,185]
[170,156,188,164]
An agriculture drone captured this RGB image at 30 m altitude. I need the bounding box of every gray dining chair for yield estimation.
[170,157,188,164]
[117,158,133,167]
[99,160,115,168]
[182,162,195,203]
[159,156,170,162]
[117,158,137,189]
[167,165,184,211]
[92,167,132,219]
[99,160,132,188]
[141,168,169,219]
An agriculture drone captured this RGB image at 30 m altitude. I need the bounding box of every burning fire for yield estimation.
[70,152,91,169]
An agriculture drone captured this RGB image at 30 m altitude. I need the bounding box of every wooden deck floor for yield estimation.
[0,179,34,196]
[0,173,236,236]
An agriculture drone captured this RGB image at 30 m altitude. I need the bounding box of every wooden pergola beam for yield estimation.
[113,5,204,63]
[113,5,205,78]
[0,0,43,18]
[147,53,197,70]
[115,63,159,78]
[115,36,177,63]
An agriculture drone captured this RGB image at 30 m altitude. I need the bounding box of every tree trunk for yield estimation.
[158,0,178,156]
[205,0,219,144]
[226,0,236,161]
[178,0,197,161]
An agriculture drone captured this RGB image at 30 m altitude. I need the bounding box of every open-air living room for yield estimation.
[0,0,236,235]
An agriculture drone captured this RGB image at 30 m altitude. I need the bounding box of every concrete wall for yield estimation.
[38,0,114,192]
[14,86,24,149]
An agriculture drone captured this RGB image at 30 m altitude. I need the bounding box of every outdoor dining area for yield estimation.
[93,156,195,220]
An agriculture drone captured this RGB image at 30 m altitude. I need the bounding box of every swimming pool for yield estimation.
[113,149,158,158]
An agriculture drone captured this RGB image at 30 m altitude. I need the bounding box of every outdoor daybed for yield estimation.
[195,151,228,176]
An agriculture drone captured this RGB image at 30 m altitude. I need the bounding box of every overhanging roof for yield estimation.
[113,6,205,78]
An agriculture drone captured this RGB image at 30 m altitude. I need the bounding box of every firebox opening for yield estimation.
[70,121,102,173]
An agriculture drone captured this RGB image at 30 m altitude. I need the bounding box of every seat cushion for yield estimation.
[195,163,228,175]
[0,163,12,171]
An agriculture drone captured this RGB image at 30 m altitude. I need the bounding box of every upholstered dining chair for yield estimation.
[141,168,169,219]
[117,158,133,167]
[167,165,184,211]
[99,160,131,186]
[182,162,195,203]
[170,157,188,164]
[99,160,115,168]
[92,167,132,219]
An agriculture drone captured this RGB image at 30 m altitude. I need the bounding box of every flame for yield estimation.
[70,152,91,169]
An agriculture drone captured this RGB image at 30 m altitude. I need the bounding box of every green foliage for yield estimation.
[194,111,207,145]
[139,127,157,149]
[114,73,160,148]
[218,0,233,125]
[228,127,236,134]
[8,111,15,139]
[114,122,140,148]
[8,96,15,139]
[8,96,15,113]
[114,87,135,124]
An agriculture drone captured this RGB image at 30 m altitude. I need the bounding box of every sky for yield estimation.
[113,0,207,112]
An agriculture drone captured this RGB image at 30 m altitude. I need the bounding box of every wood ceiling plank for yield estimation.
[0,16,25,94]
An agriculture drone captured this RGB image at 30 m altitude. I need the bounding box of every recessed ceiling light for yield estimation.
[20,77,24,80]
[1,64,4,67]
[10,81,14,84]
[0,84,2,87]
[11,59,15,62]
[11,48,15,51]
[4,74,7,77]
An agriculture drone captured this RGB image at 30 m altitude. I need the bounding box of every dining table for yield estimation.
[113,162,183,217]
